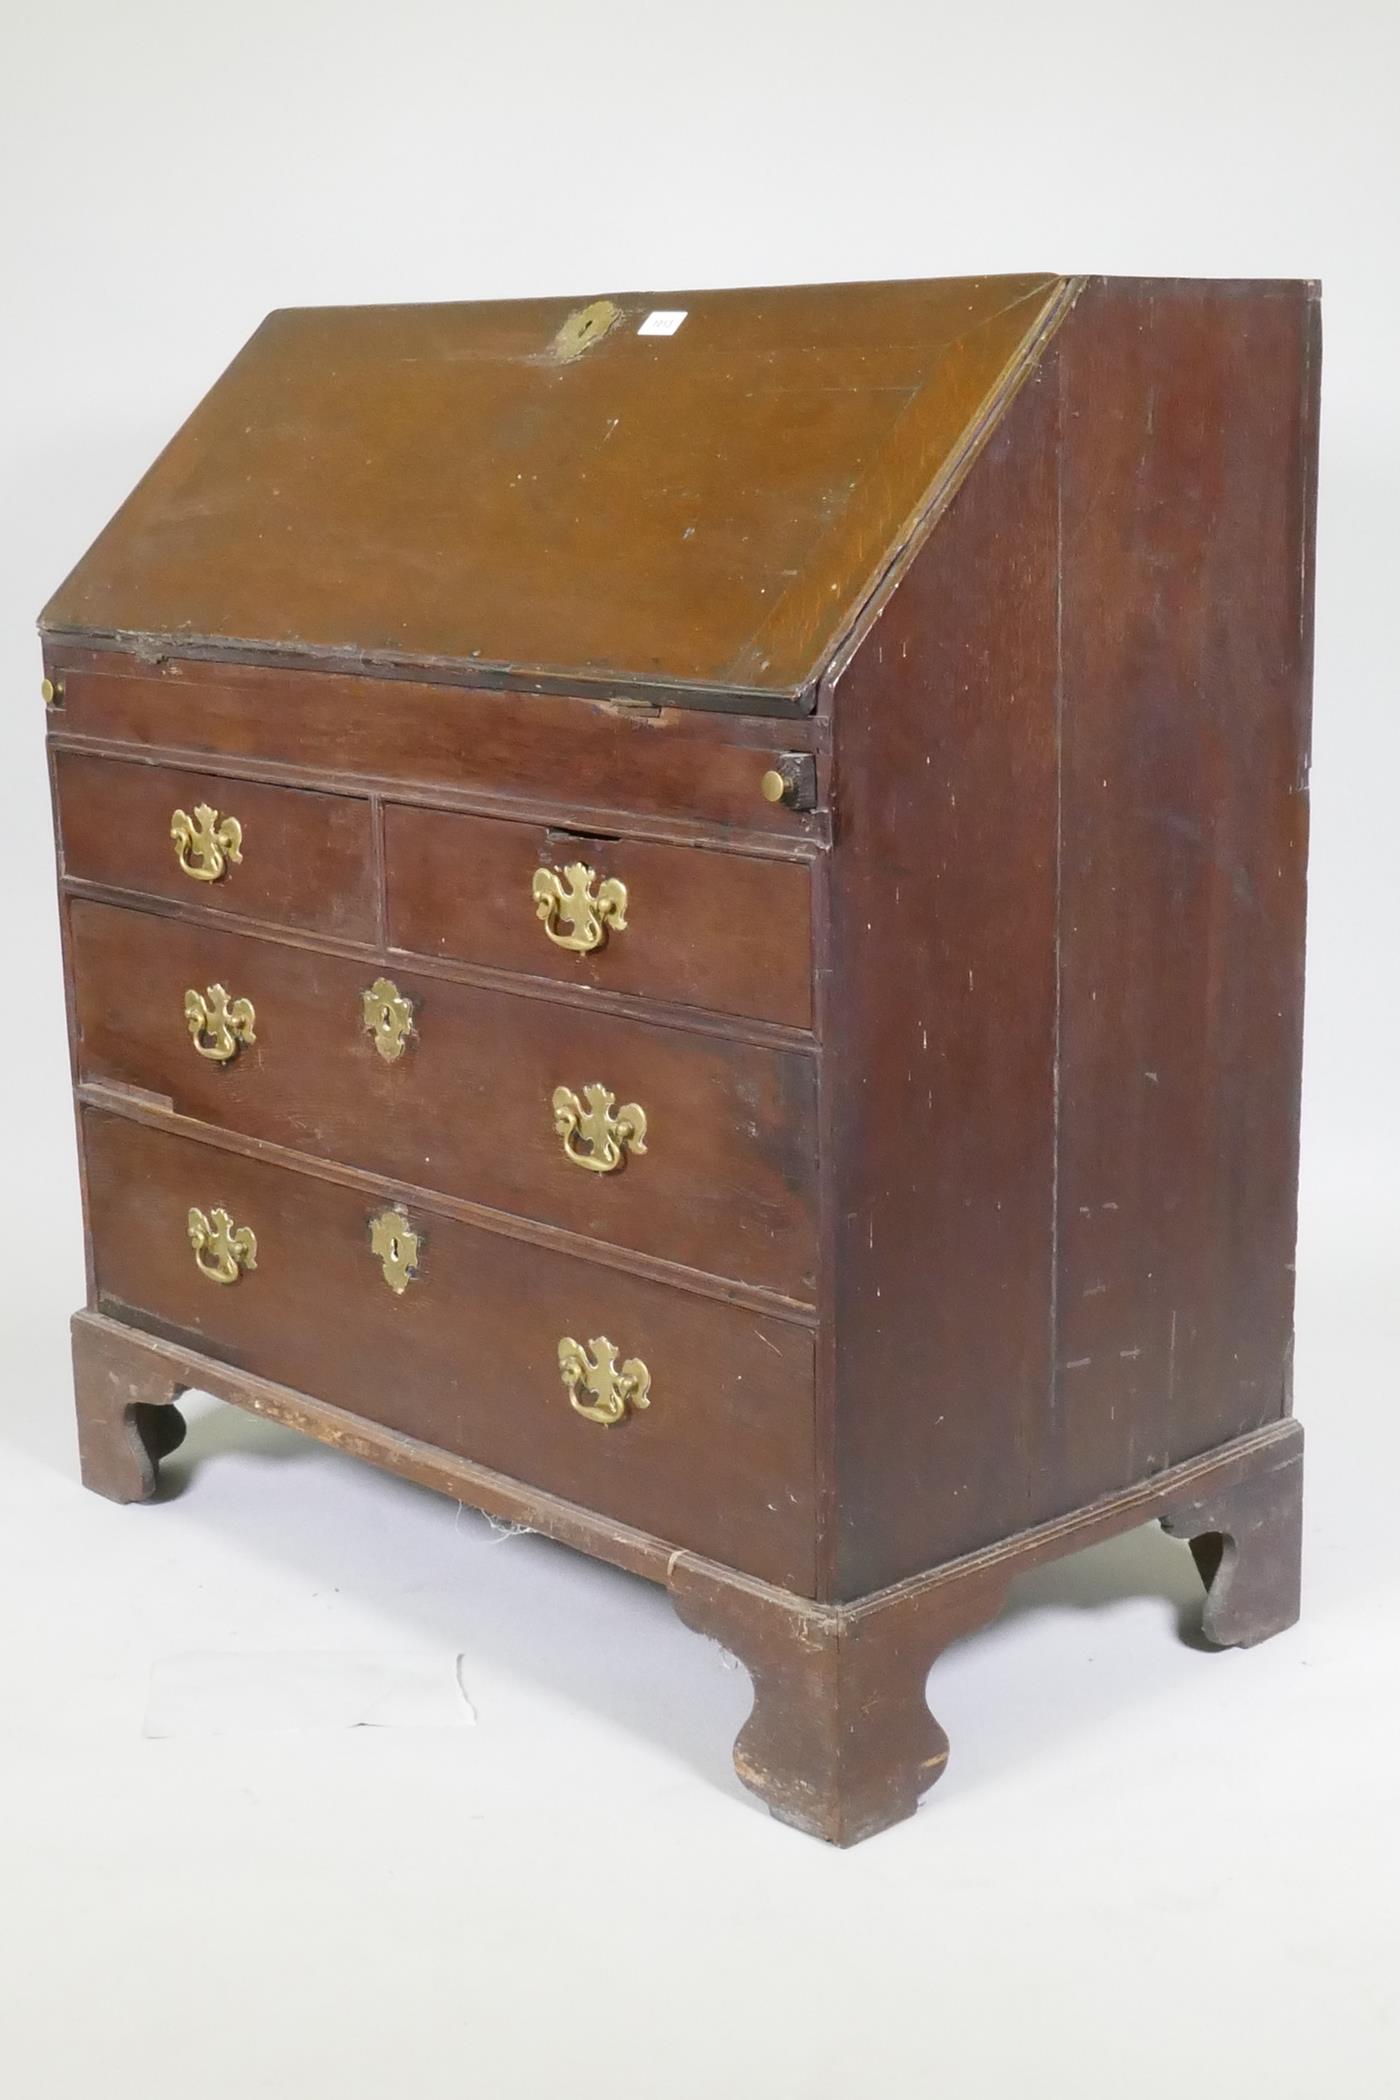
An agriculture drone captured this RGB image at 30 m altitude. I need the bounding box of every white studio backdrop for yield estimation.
[1,4,1396,2096]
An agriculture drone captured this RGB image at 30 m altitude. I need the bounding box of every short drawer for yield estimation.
[70,901,818,1300]
[54,751,375,940]
[83,1109,817,1589]
[385,803,814,1028]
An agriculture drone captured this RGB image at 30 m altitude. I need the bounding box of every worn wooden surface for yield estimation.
[822,276,1318,1599]
[55,749,376,940]
[82,1106,818,1589]
[45,274,1317,1841]
[385,802,815,1028]
[50,651,828,840]
[672,1418,1303,1842]
[41,276,1068,705]
[69,896,819,1300]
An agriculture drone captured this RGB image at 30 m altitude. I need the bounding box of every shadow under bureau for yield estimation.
[40,274,1318,1844]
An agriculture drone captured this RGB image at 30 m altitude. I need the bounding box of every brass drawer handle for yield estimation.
[363,976,414,1063]
[369,1207,420,1293]
[185,983,256,1063]
[552,1084,646,1174]
[172,802,242,883]
[532,861,627,954]
[558,1335,651,1425]
[188,1205,257,1285]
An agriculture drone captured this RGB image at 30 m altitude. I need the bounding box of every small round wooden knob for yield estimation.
[760,768,787,804]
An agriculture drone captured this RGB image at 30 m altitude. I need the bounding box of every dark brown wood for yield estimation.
[41,277,1068,705]
[385,803,814,1029]
[68,896,818,1300]
[43,275,1318,1843]
[54,749,376,940]
[81,1106,818,1589]
[821,276,1318,1599]
[49,652,827,840]
[672,1419,1303,1843]
[1051,278,1317,1504]
[71,1309,680,1583]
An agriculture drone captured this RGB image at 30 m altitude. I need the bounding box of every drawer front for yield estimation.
[70,901,818,1300]
[52,656,823,840]
[385,804,814,1029]
[83,1109,817,1589]
[55,751,375,940]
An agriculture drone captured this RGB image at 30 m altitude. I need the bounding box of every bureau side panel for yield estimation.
[825,356,1062,1599]
[1049,277,1318,1504]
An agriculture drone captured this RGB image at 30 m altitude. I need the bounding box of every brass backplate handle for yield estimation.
[185,983,256,1063]
[558,1335,651,1425]
[369,1208,421,1293]
[188,1205,257,1285]
[532,862,628,954]
[363,977,414,1063]
[552,1084,647,1173]
[172,803,242,883]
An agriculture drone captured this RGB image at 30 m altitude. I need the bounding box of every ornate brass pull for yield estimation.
[551,1084,647,1174]
[184,983,256,1064]
[558,1335,651,1426]
[532,862,628,954]
[188,1205,257,1285]
[171,803,242,883]
[369,1208,421,1293]
[362,977,414,1064]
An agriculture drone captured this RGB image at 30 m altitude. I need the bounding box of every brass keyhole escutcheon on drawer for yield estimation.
[551,1084,647,1174]
[558,1335,651,1425]
[369,1208,421,1294]
[184,983,256,1064]
[532,862,628,954]
[362,977,414,1063]
[171,802,242,883]
[187,1205,257,1285]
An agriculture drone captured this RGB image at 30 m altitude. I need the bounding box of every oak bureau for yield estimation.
[41,275,1318,1844]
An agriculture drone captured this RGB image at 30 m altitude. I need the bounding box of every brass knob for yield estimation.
[41,676,63,707]
[760,755,817,811]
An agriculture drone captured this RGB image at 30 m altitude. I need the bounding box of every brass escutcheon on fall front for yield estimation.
[551,1084,647,1173]
[531,862,628,954]
[184,983,256,1064]
[171,802,242,883]
[362,976,414,1063]
[557,1335,651,1426]
[187,1205,257,1285]
[369,1208,421,1293]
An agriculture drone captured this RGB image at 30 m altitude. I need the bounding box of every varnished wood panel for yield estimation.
[51,653,825,840]
[41,277,1067,703]
[385,803,815,1029]
[1049,277,1317,1502]
[824,353,1061,1599]
[55,750,375,940]
[82,1108,817,1589]
[69,899,818,1300]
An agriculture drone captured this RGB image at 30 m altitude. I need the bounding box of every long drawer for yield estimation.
[82,1109,818,1589]
[69,900,818,1300]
